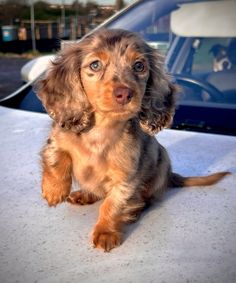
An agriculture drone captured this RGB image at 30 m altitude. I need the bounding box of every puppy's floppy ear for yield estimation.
[138,45,177,135]
[36,45,93,133]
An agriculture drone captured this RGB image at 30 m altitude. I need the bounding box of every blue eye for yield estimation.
[133,61,145,72]
[90,60,102,71]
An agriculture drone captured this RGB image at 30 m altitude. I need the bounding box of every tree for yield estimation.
[0,0,28,25]
[2,0,29,4]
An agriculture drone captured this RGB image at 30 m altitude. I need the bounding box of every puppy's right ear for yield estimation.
[36,46,93,133]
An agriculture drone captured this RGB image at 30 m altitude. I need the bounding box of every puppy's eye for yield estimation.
[90,60,102,71]
[133,61,145,72]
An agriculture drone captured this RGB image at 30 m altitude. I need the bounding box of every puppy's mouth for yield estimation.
[96,102,142,121]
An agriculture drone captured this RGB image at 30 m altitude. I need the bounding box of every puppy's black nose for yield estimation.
[113,87,133,105]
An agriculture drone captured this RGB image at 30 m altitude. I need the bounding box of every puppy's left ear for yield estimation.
[35,44,94,134]
[138,46,177,135]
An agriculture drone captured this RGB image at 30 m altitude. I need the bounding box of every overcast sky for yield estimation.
[48,0,134,5]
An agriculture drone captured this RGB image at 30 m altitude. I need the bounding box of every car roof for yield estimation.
[1,106,236,282]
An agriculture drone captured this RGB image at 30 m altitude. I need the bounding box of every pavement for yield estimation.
[0,57,29,100]
[0,106,236,283]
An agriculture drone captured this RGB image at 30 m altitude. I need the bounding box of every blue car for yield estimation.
[1,0,236,135]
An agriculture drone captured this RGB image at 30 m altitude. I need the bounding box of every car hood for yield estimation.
[0,106,236,282]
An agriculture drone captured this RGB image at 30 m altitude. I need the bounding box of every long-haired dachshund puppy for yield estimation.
[37,29,229,252]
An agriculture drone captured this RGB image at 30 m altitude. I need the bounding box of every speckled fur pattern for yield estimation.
[37,29,229,252]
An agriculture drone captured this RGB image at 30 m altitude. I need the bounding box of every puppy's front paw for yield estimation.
[42,185,70,207]
[92,225,122,252]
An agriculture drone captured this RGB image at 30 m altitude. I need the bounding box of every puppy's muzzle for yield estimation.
[113,86,133,105]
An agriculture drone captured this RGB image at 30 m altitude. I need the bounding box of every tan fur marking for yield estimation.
[41,145,72,206]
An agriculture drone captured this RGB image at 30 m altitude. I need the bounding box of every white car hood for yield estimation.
[0,106,236,282]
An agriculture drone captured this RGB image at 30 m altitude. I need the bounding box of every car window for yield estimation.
[106,1,176,54]
[191,38,232,74]
[140,14,171,54]
[177,37,236,104]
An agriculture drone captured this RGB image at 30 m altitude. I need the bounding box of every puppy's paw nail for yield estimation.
[92,227,122,252]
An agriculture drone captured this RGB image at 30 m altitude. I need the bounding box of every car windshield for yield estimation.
[171,36,236,105]
[105,0,177,54]
[166,0,236,107]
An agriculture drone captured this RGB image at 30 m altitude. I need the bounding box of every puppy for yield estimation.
[37,29,229,252]
[209,44,231,72]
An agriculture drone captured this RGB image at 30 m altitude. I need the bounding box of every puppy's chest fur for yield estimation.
[52,123,140,196]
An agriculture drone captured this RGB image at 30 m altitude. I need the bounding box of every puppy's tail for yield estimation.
[169,171,230,188]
